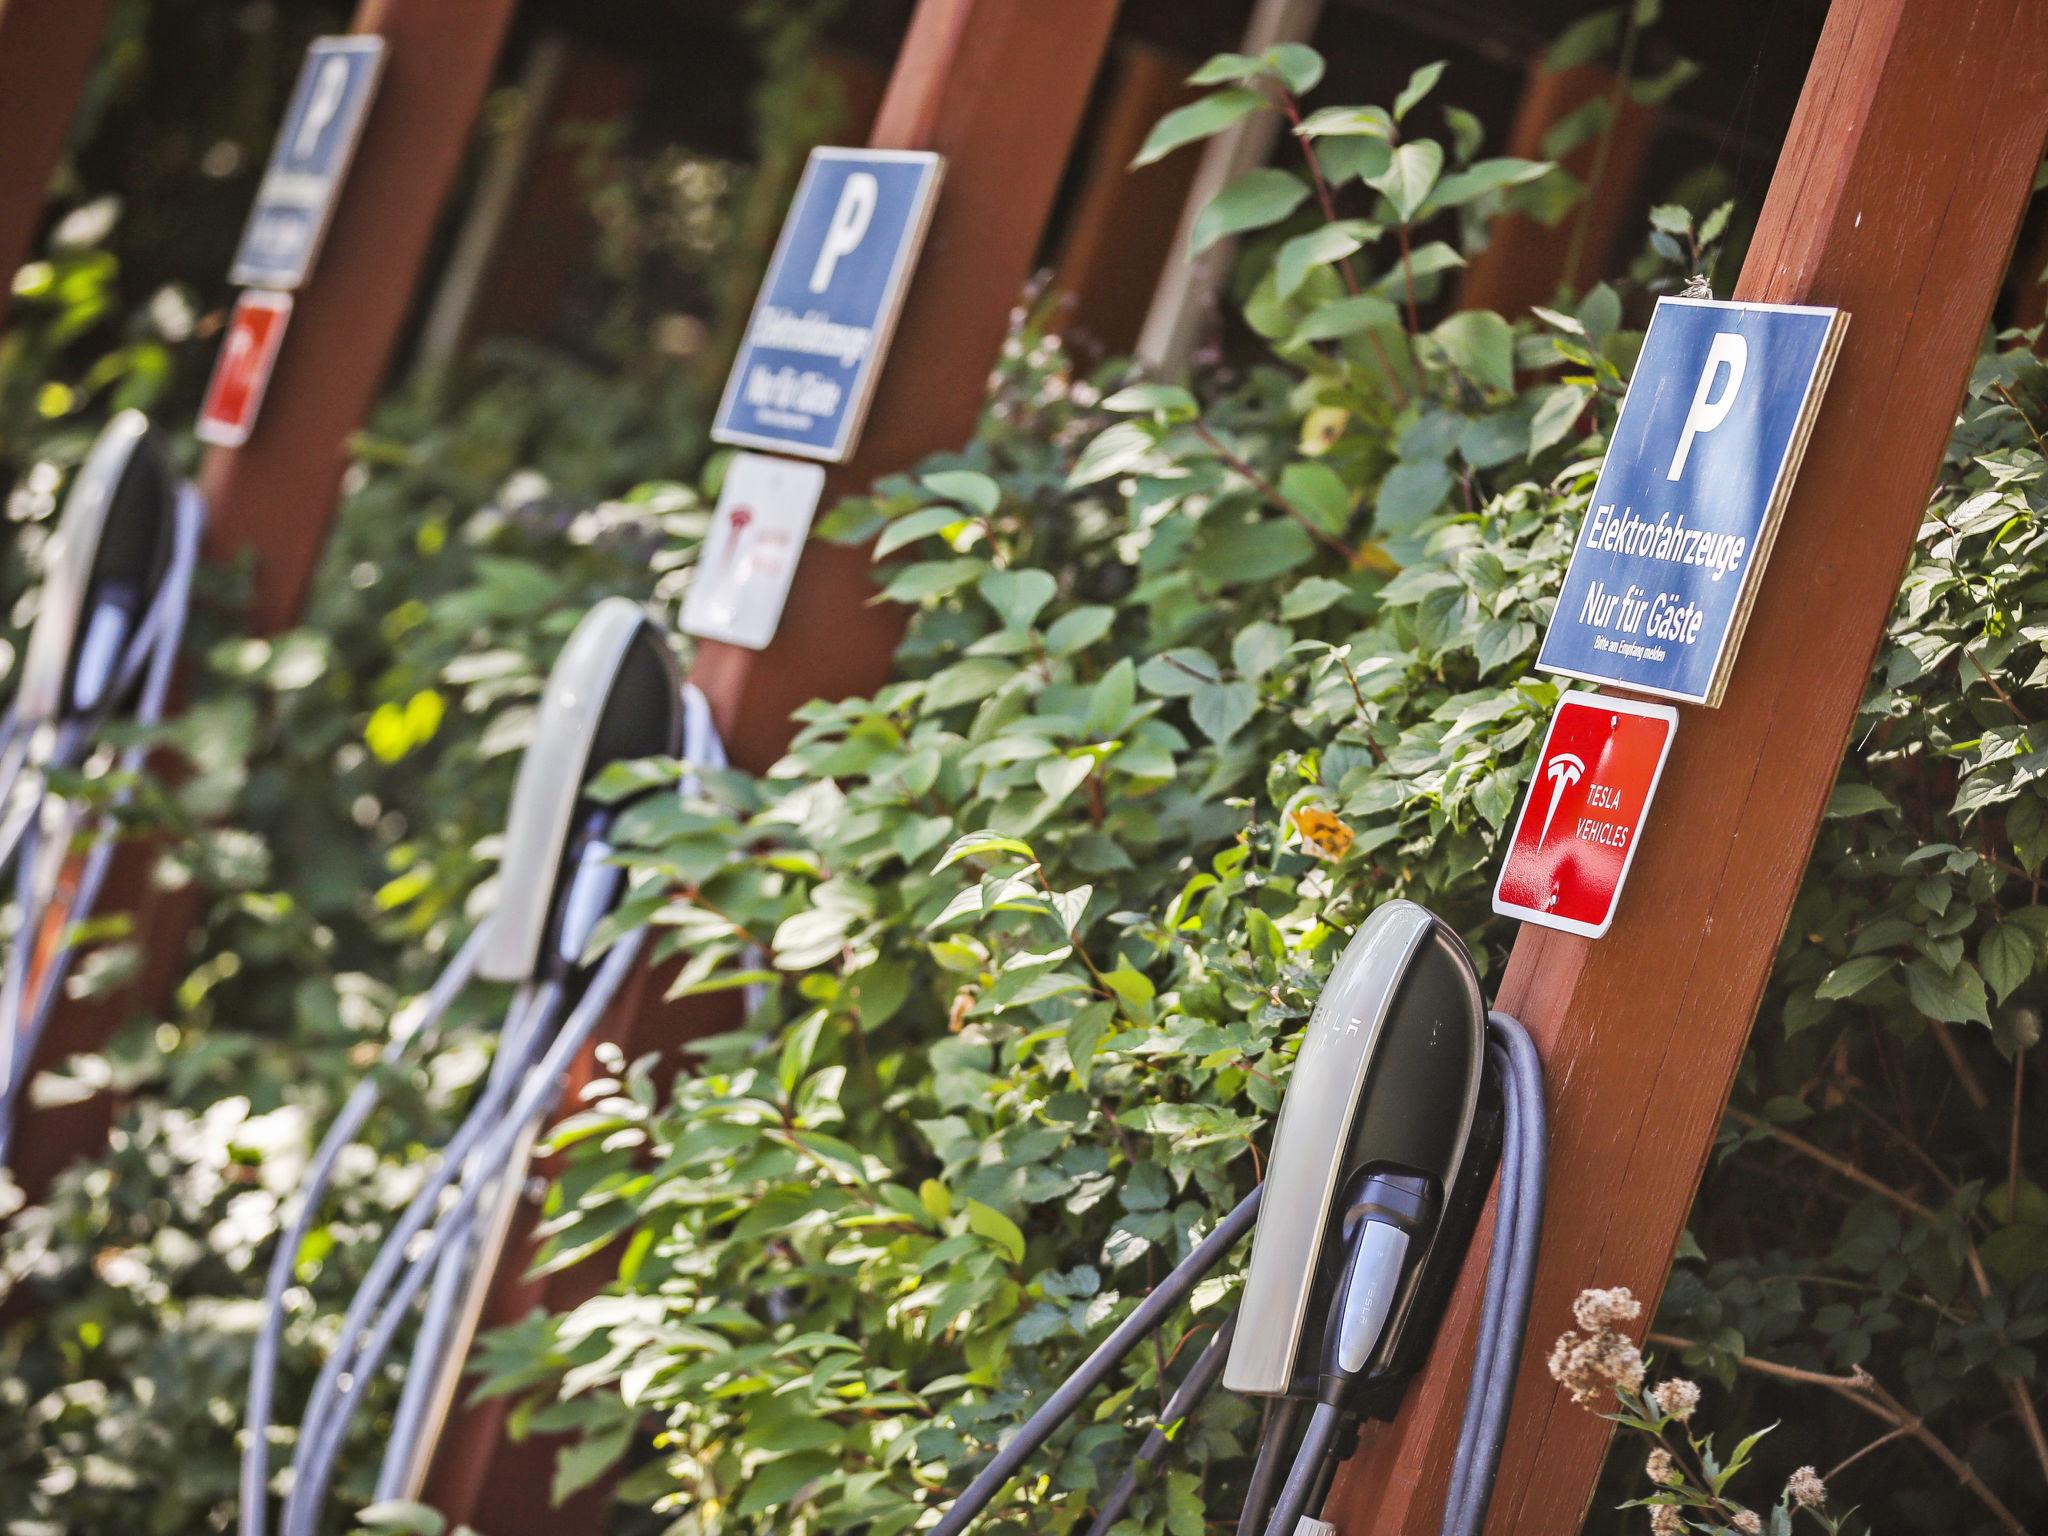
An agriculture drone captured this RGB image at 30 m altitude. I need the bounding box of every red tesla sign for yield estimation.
[1492,690,1677,938]
[197,290,292,448]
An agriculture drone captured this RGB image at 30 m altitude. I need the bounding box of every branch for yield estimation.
[1649,1332,2029,1536]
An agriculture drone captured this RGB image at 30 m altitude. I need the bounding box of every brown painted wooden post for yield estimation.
[415,2,1123,1528]
[6,0,516,1205]
[1050,38,1204,360]
[197,0,518,635]
[0,0,114,336]
[1455,58,1659,320]
[1322,1,2048,1532]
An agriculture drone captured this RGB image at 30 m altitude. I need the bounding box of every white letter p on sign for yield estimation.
[1667,331,1747,481]
[809,173,878,294]
[295,57,350,158]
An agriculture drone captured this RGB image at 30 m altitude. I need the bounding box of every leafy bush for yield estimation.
[493,46,2048,1536]
[481,48,1625,1531]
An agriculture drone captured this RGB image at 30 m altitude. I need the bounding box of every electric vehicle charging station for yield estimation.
[240,596,725,1536]
[927,900,1547,1536]
[0,410,203,1171]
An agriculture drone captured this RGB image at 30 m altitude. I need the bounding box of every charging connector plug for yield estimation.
[1318,1171,1434,1401]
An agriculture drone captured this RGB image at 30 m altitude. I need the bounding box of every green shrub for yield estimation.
[498,47,2048,1536]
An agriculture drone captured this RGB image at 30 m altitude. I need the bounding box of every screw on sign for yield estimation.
[196,290,293,449]
[1492,690,1677,938]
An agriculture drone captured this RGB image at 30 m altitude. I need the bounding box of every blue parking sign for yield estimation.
[230,37,386,290]
[713,148,943,463]
[1537,296,1848,706]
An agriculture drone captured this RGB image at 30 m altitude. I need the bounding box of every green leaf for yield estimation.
[1044,604,1114,656]
[1421,157,1551,215]
[1067,420,1159,487]
[979,567,1057,631]
[354,1504,446,1536]
[1288,292,1400,347]
[1429,310,1515,394]
[1274,220,1377,299]
[1132,88,1268,168]
[1375,460,1453,530]
[1189,169,1310,257]
[1086,658,1138,736]
[879,558,986,603]
[1648,203,1692,236]
[1981,923,2037,1003]
[1279,461,1351,533]
[1263,42,1324,94]
[1903,958,1991,1025]
[1100,382,1199,419]
[1529,383,1589,452]
[875,505,965,558]
[1366,139,1442,221]
[1316,136,1394,185]
[1295,104,1393,139]
[932,830,1037,872]
[1281,575,1353,619]
[1191,679,1259,743]
[966,1199,1027,1262]
[1814,955,1892,1001]
[1826,784,1894,818]
[1393,60,1446,121]
[921,469,1000,516]
[551,1423,632,1504]
[1187,51,1260,85]
[1232,621,1292,680]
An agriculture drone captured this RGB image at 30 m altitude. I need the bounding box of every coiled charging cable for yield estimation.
[241,684,725,1536]
[929,1011,1545,1536]
[0,483,203,1169]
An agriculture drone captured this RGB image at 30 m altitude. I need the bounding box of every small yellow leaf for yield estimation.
[1291,805,1355,862]
[1299,404,1350,456]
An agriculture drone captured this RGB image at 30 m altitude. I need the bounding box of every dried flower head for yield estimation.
[1785,1466,1827,1510]
[1548,1326,1647,1405]
[1645,1448,1677,1485]
[1574,1286,1644,1331]
[1732,1510,1762,1534]
[1651,1377,1702,1422]
[1650,1504,1685,1536]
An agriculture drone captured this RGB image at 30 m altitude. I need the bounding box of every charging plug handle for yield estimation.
[1320,1170,1433,1393]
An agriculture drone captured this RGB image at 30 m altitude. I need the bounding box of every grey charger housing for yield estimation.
[478,597,684,984]
[15,410,176,727]
[1224,899,1486,1399]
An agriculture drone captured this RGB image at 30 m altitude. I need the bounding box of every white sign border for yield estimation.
[710,146,945,465]
[1491,688,1679,940]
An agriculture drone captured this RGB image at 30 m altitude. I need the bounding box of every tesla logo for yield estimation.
[716,506,754,575]
[1538,752,1585,847]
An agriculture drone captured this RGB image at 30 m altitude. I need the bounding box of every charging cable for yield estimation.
[0,481,203,1169]
[925,1012,1545,1536]
[241,682,726,1536]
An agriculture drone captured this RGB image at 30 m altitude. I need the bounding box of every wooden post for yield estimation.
[1049,38,1204,360]
[1455,59,1659,320]
[1323,2,2048,1533]
[1132,0,1322,377]
[197,0,519,636]
[416,2,1123,1528]
[0,0,113,335]
[6,0,515,1205]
